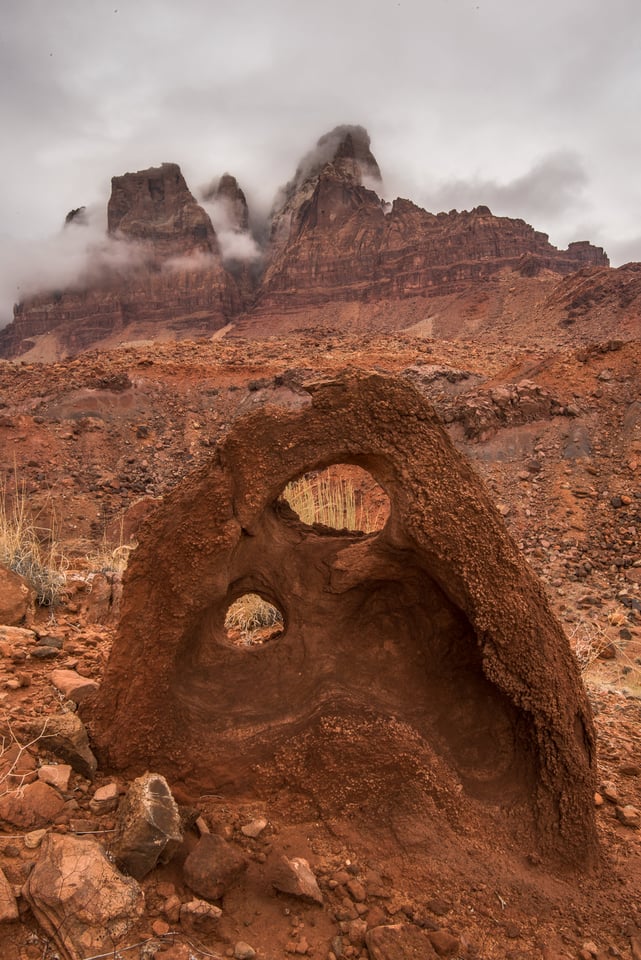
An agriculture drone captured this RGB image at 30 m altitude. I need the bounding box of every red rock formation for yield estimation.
[0,164,242,359]
[0,126,614,358]
[203,172,250,232]
[252,171,609,321]
[88,373,597,864]
[108,162,218,258]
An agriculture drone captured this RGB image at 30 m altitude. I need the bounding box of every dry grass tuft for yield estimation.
[282,467,388,533]
[0,479,68,606]
[224,593,284,645]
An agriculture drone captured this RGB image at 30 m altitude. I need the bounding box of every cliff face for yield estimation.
[254,177,608,317]
[0,125,615,359]
[1,164,241,358]
[108,162,219,258]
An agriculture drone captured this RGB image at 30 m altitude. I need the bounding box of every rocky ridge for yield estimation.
[0,125,617,360]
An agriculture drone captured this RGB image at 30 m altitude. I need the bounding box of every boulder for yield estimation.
[267,853,323,905]
[183,833,247,901]
[23,833,144,960]
[0,563,35,626]
[91,373,599,865]
[110,772,182,880]
[0,780,65,829]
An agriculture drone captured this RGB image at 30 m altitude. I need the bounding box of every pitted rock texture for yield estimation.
[89,373,596,863]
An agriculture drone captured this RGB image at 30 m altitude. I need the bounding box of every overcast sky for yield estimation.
[2,0,641,323]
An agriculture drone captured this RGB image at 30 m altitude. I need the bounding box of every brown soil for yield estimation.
[1,330,641,959]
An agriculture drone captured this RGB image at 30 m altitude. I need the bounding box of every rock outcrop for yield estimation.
[203,172,250,232]
[23,833,144,960]
[88,372,597,864]
[0,163,242,359]
[0,125,613,358]
[108,162,218,258]
[253,186,608,321]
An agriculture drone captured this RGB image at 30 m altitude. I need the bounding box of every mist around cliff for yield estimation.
[0,207,144,328]
[202,196,263,265]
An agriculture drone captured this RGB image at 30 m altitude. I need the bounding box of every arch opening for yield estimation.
[224,592,285,647]
[277,463,390,534]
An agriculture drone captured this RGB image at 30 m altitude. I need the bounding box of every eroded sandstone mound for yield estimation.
[89,373,597,864]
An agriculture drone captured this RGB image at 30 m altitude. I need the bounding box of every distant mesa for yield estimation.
[0,124,618,360]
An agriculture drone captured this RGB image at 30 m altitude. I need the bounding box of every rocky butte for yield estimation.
[0,124,616,359]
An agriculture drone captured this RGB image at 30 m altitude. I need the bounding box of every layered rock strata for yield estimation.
[1,126,611,358]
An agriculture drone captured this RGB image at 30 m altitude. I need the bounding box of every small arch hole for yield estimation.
[224,593,284,647]
[278,464,390,534]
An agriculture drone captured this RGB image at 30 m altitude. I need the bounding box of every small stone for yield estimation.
[163,894,182,923]
[268,853,323,905]
[89,782,119,814]
[234,942,257,959]
[346,919,367,945]
[180,898,222,934]
[111,773,182,880]
[428,929,461,957]
[615,804,640,828]
[0,565,36,626]
[21,712,98,780]
[346,878,366,902]
[183,834,247,901]
[366,923,432,959]
[594,793,604,807]
[241,817,267,838]
[0,779,65,829]
[152,919,170,936]
[427,898,451,916]
[50,669,99,704]
[601,781,619,803]
[38,763,72,792]
[30,645,60,660]
[24,829,48,849]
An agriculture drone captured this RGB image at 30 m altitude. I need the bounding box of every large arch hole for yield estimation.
[277,464,390,534]
[224,593,285,647]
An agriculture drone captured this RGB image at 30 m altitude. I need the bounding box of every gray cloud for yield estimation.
[421,152,589,232]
